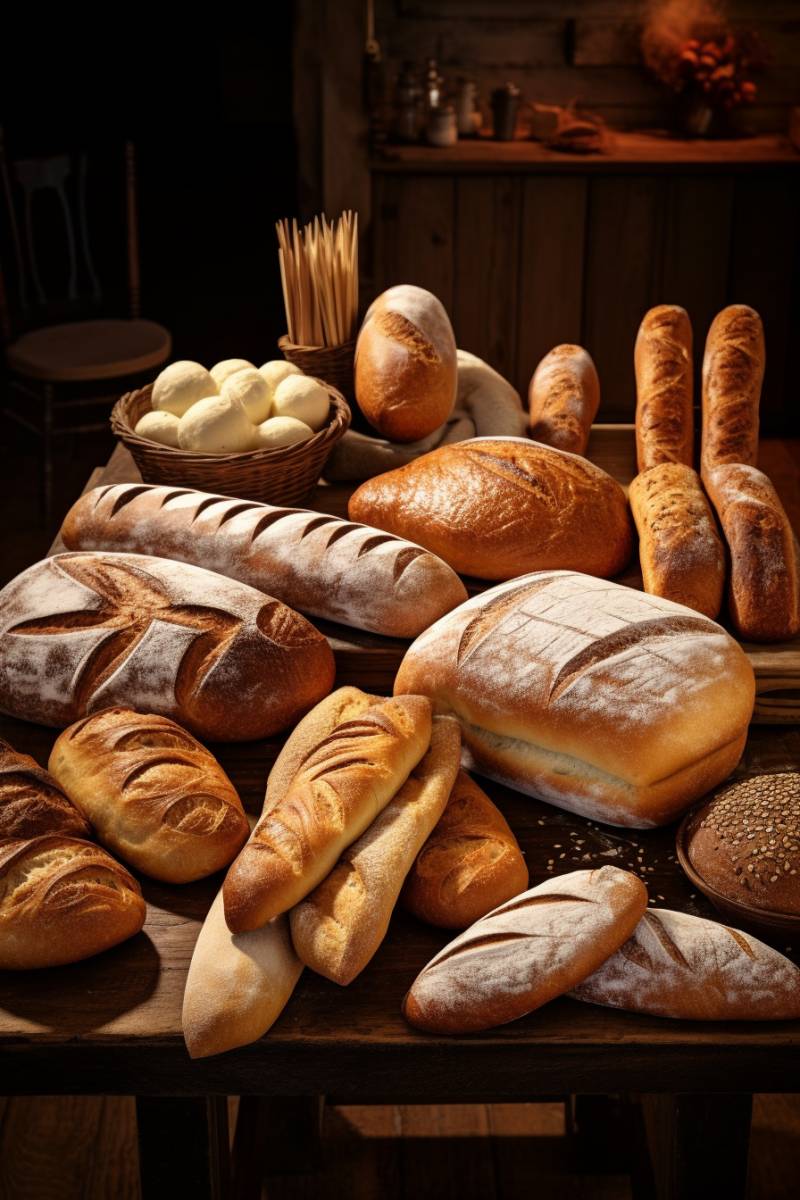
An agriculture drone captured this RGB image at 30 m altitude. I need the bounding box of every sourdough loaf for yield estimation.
[528,344,600,456]
[0,737,91,840]
[634,305,694,472]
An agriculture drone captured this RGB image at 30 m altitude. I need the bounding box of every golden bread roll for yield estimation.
[528,344,600,456]
[0,737,91,840]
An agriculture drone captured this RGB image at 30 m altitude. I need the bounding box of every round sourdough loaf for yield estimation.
[394,570,755,828]
[348,437,633,581]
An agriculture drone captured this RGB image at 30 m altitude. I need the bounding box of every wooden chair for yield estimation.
[0,130,171,522]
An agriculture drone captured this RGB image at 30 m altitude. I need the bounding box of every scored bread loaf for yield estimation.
[59,483,467,639]
[49,708,250,883]
[571,908,800,1020]
[705,463,800,641]
[402,770,528,930]
[349,437,632,582]
[182,888,303,1058]
[528,344,600,456]
[701,304,764,478]
[0,737,91,840]
[394,570,755,828]
[628,463,725,619]
[403,866,648,1034]
[635,305,694,472]
[290,714,461,984]
[355,285,457,442]
[223,694,433,933]
[0,834,146,969]
[0,552,334,741]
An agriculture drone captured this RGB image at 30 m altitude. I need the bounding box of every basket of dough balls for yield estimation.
[111,357,350,505]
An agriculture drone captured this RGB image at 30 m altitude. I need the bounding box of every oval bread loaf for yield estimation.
[0,552,334,741]
[528,344,600,456]
[0,737,91,840]
[49,708,250,883]
[701,304,764,478]
[634,305,694,473]
[403,866,648,1034]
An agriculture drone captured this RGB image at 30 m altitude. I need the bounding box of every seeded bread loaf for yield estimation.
[0,737,91,840]
[634,305,694,472]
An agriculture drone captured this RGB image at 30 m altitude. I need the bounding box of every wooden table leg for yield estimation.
[136,1096,231,1200]
[231,1095,324,1198]
[640,1093,752,1200]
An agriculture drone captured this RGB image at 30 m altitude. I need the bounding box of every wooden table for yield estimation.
[1,441,799,1200]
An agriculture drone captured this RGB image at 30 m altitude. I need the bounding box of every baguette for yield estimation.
[223,694,433,932]
[571,908,800,1020]
[634,305,693,472]
[403,866,648,1034]
[528,344,600,456]
[59,484,467,639]
[0,737,91,840]
[182,888,302,1058]
[701,304,764,478]
[628,463,725,619]
[290,714,461,984]
[705,463,800,641]
[402,770,528,930]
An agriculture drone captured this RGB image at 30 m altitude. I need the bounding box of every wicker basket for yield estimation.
[111,381,351,506]
[278,336,355,404]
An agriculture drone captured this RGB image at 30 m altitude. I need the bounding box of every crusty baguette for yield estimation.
[223,695,433,932]
[705,463,800,641]
[290,715,461,984]
[701,304,764,478]
[528,344,600,456]
[59,483,467,639]
[571,908,800,1020]
[403,867,648,1034]
[628,463,725,619]
[182,888,303,1058]
[49,708,250,883]
[402,770,528,930]
[0,552,334,741]
[0,737,91,840]
[0,835,146,969]
[634,305,693,472]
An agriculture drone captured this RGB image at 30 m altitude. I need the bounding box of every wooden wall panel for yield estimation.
[516,177,587,398]
[453,177,521,378]
[372,175,456,312]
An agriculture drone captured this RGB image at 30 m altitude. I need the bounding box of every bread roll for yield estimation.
[258,360,302,397]
[355,285,457,442]
[290,714,461,984]
[0,552,334,741]
[60,484,468,639]
[705,463,800,641]
[634,305,693,472]
[394,570,755,828]
[272,375,330,431]
[528,345,600,456]
[253,417,313,450]
[349,437,632,582]
[629,463,725,619]
[221,368,272,424]
[182,888,302,1058]
[0,835,146,969]
[49,708,250,883]
[223,695,433,932]
[571,908,800,1021]
[701,304,764,478]
[403,866,648,1034]
[177,394,256,453]
[152,361,217,417]
[210,358,254,387]
[0,737,91,840]
[402,770,528,929]
[134,410,181,447]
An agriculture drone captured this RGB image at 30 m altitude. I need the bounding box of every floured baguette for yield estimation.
[571,908,800,1021]
[290,714,461,984]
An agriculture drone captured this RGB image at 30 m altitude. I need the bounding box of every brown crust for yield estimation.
[635,305,693,473]
[0,737,91,841]
[701,304,764,478]
[402,770,528,929]
[629,463,725,619]
[528,344,600,457]
[349,438,633,581]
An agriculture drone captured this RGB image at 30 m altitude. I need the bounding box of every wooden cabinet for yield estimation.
[371,134,800,432]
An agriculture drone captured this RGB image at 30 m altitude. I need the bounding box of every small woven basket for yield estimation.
[278,336,355,404]
[111,380,351,506]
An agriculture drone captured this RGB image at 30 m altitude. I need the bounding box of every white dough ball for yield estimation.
[152,361,217,417]
[253,416,314,450]
[222,368,272,424]
[272,375,330,431]
[258,359,302,399]
[134,410,181,447]
[210,358,255,388]
[177,395,256,454]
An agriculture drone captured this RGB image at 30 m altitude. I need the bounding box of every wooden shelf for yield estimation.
[372,130,800,173]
